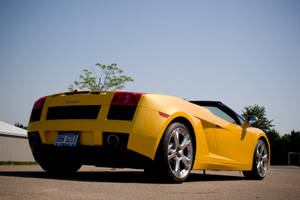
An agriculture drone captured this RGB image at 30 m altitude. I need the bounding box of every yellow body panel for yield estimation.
[28,91,270,171]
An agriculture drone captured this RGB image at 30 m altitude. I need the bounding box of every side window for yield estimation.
[204,106,237,124]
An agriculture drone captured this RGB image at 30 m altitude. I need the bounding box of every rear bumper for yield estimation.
[28,119,135,146]
[29,132,152,169]
[28,104,169,161]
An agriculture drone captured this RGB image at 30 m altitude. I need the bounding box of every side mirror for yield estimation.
[242,115,258,128]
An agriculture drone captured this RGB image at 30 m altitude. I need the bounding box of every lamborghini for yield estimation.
[27,91,270,182]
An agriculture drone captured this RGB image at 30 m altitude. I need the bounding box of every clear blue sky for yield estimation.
[0,0,299,134]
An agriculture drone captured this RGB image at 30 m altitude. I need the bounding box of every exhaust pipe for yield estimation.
[107,134,120,146]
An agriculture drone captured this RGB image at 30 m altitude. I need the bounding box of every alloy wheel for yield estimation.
[255,140,268,177]
[167,127,193,179]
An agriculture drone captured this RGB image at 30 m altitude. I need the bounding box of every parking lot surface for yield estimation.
[0,165,299,200]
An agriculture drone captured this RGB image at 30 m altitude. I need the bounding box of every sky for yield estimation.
[0,0,299,135]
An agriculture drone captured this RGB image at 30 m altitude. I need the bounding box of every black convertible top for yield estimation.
[189,100,222,106]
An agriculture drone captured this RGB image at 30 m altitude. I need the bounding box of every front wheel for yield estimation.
[243,139,269,179]
[148,122,195,183]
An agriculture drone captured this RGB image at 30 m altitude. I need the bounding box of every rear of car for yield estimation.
[27,91,153,170]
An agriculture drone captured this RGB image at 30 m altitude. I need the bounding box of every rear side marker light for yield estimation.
[159,111,169,118]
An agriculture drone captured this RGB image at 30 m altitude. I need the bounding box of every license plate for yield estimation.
[54,132,80,146]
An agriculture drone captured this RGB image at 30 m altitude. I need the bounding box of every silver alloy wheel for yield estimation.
[167,127,193,179]
[256,140,268,177]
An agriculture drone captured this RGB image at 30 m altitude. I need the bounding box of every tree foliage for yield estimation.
[241,104,300,165]
[266,129,281,144]
[241,104,274,133]
[283,130,300,153]
[268,130,300,165]
[14,122,27,130]
[68,63,134,91]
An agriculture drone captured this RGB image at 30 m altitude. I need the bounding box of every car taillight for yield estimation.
[108,92,143,120]
[33,96,47,110]
[30,96,47,122]
[111,92,142,106]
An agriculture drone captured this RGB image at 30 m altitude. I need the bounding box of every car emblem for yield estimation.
[65,100,80,104]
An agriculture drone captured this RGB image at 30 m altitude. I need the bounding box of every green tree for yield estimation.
[266,128,281,144]
[14,122,27,130]
[288,130,300,153]
[266,129,282,164]
[68,63,134,91]
[276,130,300,165]
[265,130,300,165]
[241,104,274,133]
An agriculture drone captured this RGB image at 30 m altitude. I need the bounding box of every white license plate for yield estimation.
[54,132,80,146]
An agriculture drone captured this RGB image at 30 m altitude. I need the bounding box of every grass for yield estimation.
[0,161,38,165]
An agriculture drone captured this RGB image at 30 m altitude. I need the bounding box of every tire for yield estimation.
[243,139,269,180]
[34,150,81,175]
[39,159,82,175]
[147,122,195,183]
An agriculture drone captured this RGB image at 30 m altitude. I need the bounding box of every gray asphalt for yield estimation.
[0,165,299,200]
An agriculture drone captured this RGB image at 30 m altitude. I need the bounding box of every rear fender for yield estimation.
[128,110,201,160]
[152,112,203,161]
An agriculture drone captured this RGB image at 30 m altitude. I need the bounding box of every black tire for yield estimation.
[243,139,269,180]
[146,122,195,183]
[33,150,81,175]
[39,159,82,175]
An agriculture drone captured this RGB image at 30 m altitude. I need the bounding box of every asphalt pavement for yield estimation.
[0,165,299,200]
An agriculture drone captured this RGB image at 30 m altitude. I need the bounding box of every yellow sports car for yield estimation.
[27,91,270,182]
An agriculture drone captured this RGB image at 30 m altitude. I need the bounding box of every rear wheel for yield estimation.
[33,150,82,175]
[39,159,82,175]
[147,122,194,183]
[243,139,268,179]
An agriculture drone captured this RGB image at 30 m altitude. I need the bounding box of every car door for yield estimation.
[205,106,253,166]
